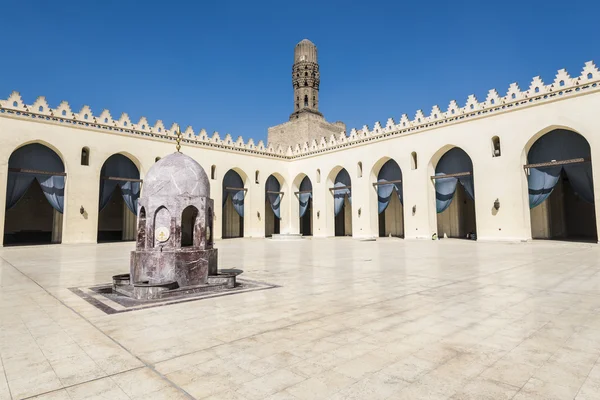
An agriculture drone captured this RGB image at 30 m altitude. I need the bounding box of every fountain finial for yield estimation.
[176,128,182,152]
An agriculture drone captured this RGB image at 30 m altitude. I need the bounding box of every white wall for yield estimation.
[1,83,600,245]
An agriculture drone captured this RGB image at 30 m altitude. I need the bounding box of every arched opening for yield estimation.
[4,143,66,246]
[211,165,216,180]
[153,206,170,247]
[138,206,147,247]
[222,169,245,239]
[434,147,477,239]
[255,170,260,184]
[376,159,404,238]
[331,169,352,236]
[81,147,90,166]
[526,129,596,241]
[181,206,198,247]
[97,154,141,242]
[265,174,283,237]
[316,169,321,183]
[492,136,501,157]
[297,176,313,236]
[357,162,363,178]
[304,95,308,107]
[411,152,418,170]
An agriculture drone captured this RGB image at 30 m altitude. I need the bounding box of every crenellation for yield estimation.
[117,113,132,128]
[578,61,598,84]
[137,116,150,131]
[485,89,501,106]
[447,100,460,116]
[75,105,93,121]
[151,120,163,133]
[385,118,395,131]
[31,96,51,116]
[465,95,480,111]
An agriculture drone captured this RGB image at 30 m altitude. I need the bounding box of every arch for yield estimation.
[4,143,66,245]
[153,206,170,247]
[432,146,477,239]
[181,205,199,247]
[81,147,90,166]
[525,128,596,241]
[222,169,246,239]
[97,153,141,242]
[265,173,285,237]
[292,173,313,236]
[304,95,308,107]
[329,167,352,237]
[372,158,404,238]
[491,136,501,157]
[137,206,147,248]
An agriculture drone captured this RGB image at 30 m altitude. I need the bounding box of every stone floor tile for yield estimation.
[333,352,391,380]
[65,377,129,400]
[111,367,169,398]
[235,369,306,400]
[519,376,582,400]
[449,377,520,400]
[284,370,355,399]
[29,389,71,399]
[8,369,63,400]
[378,355,437,383]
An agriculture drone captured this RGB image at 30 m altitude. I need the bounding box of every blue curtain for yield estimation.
[299,176,312,218]
[223,170,245,217]
[377,160,403,214]
[527,129,594,208]
[38,175,65,213]
[435,148,474,213]
[333,169,351,217]
[6,144,65,213]
[100,154,140,215]
[265,175,282,219]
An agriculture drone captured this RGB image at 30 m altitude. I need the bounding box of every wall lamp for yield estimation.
[493,199,500,210]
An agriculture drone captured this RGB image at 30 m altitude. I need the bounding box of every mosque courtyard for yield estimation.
[1,238,600,400]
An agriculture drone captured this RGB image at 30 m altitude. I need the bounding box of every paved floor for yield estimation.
[1,238,600,400]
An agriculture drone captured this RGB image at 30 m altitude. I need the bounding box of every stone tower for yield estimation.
[268,39,345,149]
[291,39,322,119]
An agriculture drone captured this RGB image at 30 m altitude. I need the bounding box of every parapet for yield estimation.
[0,60,598,159]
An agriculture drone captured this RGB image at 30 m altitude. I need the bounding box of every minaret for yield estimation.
[290,39,322,119]
[267,39,345,148]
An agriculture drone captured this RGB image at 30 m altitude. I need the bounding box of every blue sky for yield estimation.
[1,0,598,144]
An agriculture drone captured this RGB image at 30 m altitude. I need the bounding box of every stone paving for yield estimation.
[1,238,600,399]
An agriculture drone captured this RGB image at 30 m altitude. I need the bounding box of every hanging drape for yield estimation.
[435,147,474,213]
[298,176,312,218]
[527,129,594,208]
[265,175,282,219]
[377,160,403,214]
[223,170,245,217]
[6,144,65,213]
[99,154,140,215]
[333,169,351,217]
